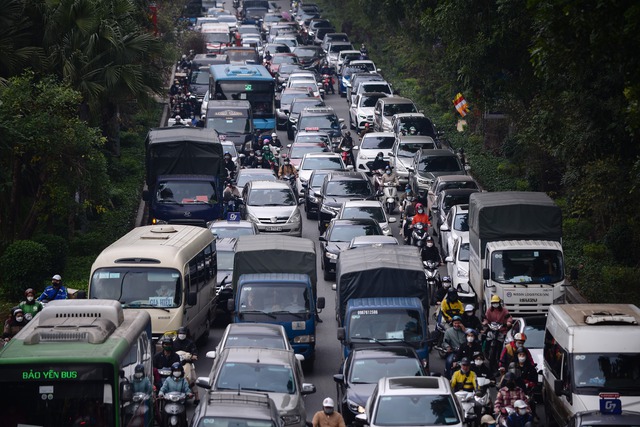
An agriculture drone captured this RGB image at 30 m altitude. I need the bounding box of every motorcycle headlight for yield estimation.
[326,251,338,260]
[457,268,469,278]
[293,334,314,343]
[309,195,318,203]
[281,414,301,426]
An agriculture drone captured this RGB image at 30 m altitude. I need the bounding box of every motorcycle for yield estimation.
[484,322,506,372]
[341,146,353,167]
[226,195,243,214]
[281,174,298,199]
[454,389,478,427]
[382,181,398,214]
[411,222,428,248]
[475,377,493,418]
[322,74,334,94]
[423,260,441,304]
[125,392,151,427]
[157,366,173,390]
[159,391,188,427]
[429,312,448,359]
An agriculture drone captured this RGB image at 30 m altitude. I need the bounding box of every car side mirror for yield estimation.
[301,383,316,395]
[337,327,345,341]
[440,223,449,231]
[388,217,397,223]
[196,377,212,389]
[206,350,217,359]
[333,373,345,384]
[445,256,453,263]
[319,236,327,242]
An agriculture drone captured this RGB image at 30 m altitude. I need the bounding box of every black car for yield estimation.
[319,218,382,279]
[409,149,466,200]
[431,188,479,235]
[276,87,316,130]
[287,97,326,140]
[293,106,344,143]
[292,46,325,70]
[316,171,375,231]
[303,170,331,219]
[333,347,426,424]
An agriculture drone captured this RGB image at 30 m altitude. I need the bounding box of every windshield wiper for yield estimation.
[124,302,170,313]
[270,310,306,318]
[240,310,277,319]
[350,337,385,345]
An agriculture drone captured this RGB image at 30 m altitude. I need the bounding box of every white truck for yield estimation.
[468,192,565,315]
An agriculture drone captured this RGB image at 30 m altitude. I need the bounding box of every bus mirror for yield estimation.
[121,382,133,402]
[187,292,197,306]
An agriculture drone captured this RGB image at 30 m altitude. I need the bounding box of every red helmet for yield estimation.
[416,203,423,210]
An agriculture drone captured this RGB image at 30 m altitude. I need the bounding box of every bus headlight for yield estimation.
[293,335,314,343]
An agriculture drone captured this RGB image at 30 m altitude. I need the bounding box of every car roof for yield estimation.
[398,135,435,144]
[378,376,452,395]
[351,346,421,360]
[247,180,291,190]
[238,168,277,176]
[300,106,336,115]
[225,322,288,337]
[342,200,384,209]
[327,171,369,181]
[393,112,427,119]
[199,391,278,421]
[219,347,296,365]
[379,96,414,104]
[361,131,394,139]
[358,92,389,98]
[350,235,399,247]
[450,204,469,213]
[291,141,328,147]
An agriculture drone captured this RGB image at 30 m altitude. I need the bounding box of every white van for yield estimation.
[543,304,640,425]
[89,225,218,342]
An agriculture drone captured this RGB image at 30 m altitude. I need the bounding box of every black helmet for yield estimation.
[425,235,433,242]
[135,364,145,374]
[504,372,516,381]
[161,337,173,349]
[224,151,231,158]
[178,327,187,335]
[447,288,458,301]
[460,357,470,365]
[377,151,384,158]
[171,362,183,375]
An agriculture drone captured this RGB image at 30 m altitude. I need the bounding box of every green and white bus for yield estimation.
[88,225,218,342]
[0,299,154,427]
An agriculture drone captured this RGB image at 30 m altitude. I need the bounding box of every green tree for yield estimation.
[0,0,44,83]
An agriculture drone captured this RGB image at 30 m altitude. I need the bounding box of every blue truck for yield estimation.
[337,297,429,367]
[229,236,323,368]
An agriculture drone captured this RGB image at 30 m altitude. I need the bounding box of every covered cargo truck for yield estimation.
[335,246,428,325]
[143,127,225,226]
[468,191,565,315]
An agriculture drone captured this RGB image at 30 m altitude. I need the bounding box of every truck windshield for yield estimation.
[572,353,640,395]
[91,267,182,308]
[156,180,218,204]
[491,250,563,284]
[238,284,310,318]
[348,309,424,343]
[206,116,251,134]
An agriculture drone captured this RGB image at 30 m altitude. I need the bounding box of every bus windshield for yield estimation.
[213,81,275,118]
[91,267,183,308]
[206,116,251,134]
[0,363,116,427]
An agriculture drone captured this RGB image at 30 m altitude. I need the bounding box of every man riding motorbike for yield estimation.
[421,235,442,264]
[359,122,374,138]
[338,131,355,166]
[440,288,464,324]
[443,316,466,378]
[278,156,298,179]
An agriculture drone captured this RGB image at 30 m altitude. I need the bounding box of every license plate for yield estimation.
[266,226,283,231]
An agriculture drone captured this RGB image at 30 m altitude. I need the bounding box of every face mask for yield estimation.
[491,303,500,308]
[257,156,263,160]
[467,336,474,343]
[474,359,483,366]
[427,242,433,247]
[518,356,526,363]
[461,366,469,373]
[285,161,290,165]
[323,408,334,415]
[250,153,255,156]
[518,409,527,416]
[172,372,181,378]
[417,209,424,214]
[135,373,143,379]
[386,170,391,175]
[27,296,34,302]
[178,334,186,340]
[377,156,382,160]
[163,345,172,352]
[16,316,24,322]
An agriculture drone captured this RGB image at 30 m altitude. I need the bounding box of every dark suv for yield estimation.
[409,149,466,200]
[293,106,344,145]
[316,171,375,231]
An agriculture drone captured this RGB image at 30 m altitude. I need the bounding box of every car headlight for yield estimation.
[288,210,301,223]
[281,414,301,426]
[457,268,469,278]
[417,175,430,184]
[358,114,367,120]
[347,398,365,413]
[326,252,338,260]
[248,213,259,223]
[293,334,314,343]
[309,195,318,203]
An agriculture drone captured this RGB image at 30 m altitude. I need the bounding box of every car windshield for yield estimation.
[328,224,380,242]
[236,173,276,188]
[223,334,287,350]
[204,33,230,44]
[329,44,352,54]
[441,181,479,191]
[295,47,321,57]
[281,91,312,105]
[298,115,341,130]
[210,225,255,239]
[572,353,640,394]
[310,172,330,188]
[360,95,385,108]
[458,243,470,262]
[292,100,325,114]
[196,417,275,427]
[522,322,545,348]
[398,143,434,158]
[217,250,235,270]
[361,136,395,150]
[325,180,372,197]
[301,157,343,170]
[279,64,302,74]
[190,70,210,85]
[383,103,416,116]
[248,188,296,206]
[350,358,423,384]
[418,156,462,173]
[442,193,473,212]
[290,144,329,158]
[373,394,460,426]
[348,309,424,342]
[341,206,385,223]
[216,362,296,394]
[491,249,564,284]
[273,55,299,65]
[397,118,435,136]
[453,213,469,231]
[238,284,311,317]
[156,180,217,204]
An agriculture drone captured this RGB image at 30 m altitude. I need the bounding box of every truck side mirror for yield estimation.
[317,297,326,309]
[226,298,235,312]
[482,268,490,280]
[337,327,345,341]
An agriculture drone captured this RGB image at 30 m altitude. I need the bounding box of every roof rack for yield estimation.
[584,312,638,325]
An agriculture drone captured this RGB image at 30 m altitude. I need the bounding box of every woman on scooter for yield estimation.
[411,203,431,227]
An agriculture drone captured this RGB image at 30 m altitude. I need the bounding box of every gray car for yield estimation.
[408,149,466,199]
[190,391,283,427]
[241,180,302,236]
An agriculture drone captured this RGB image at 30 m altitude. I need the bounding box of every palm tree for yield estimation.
[0,0,45,83]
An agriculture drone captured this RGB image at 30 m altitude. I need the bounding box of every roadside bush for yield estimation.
[33,234,69,274]
[600,265,640,303]
[0,240,51,300]
[604,222,640,267]
[69,231,109,256]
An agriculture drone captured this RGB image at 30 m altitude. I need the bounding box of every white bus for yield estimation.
[89,225,217,342]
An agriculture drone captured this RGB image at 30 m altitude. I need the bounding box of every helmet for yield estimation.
[466,329,477,337]
[490,295,501,303]
[135,364,145,374]
[365,123,370,128]
[224,151,231,157]
[409,126,416,134]
[516,346,528,355]
[415,203,423,210]
[459,357,470,365]
[263,138,270,144]
[255,150,262,156]
[464,304,475,312]
[345,131,351,137]
[271,132,277,138]
[263,144,271,151]
[52,274,62,281]
[377,151,384,158]
[25,288,35,297]
[178,327,187,335]
[323,397,334,408]
[504,372,516,381]
[514,400,528,409]
[451,315,462,322]
[442,276,452,283]
[425,235,433,242]
[447,288,458,300]
[472,351,484,359]
[12,307,23,317]
[161,337,173,348]
[481,415,496,424]
[171,362,183,375]
[514,332,527,342]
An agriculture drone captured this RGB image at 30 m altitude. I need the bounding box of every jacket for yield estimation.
[37,285,68,302]
[443,326,466,352]
[484,306,512,325]
[440,299,464,322]
[494,386,528,414]
[279,164,298,178]
[506,411,534,427]
[499,342,535,369]
[450,368,477,392]
[159,376,191,396]
[19,300,44,322]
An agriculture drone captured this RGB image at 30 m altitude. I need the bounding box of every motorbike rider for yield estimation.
[153,337,181,388]
[506,348,539,391]
[450,357,477,392]
[263,50,273,64]
[369,151,389,173]
[132,363,153,394]
[223,152,237,179]
[319,62,336,94]
[494,372,529,419]
[440,288,464,323]
[434,276,452,305]
[500,332,534,370]
[505,400,533,427]
[256,150,271,169]
[173,327,200,405]
[19,288,44,322]
[456,329,483,364]
[158,362,193,399]
[3,307,27,341]
[244,150,259,168]
[196,114,206,128]
[380,165,399,190]
[462,304,483,331]
[442,316,466,378]
[359,122,374,138]
[38,274,68,302]
[359,43,368,59]
[411,203,431,228]
[400,187,417,242]
[278,155,298,179]
[223,180,241,202]
[270,132,282,148]
[312,397,346,427]
[471,351,495,382]
[262,143,277,170]
[421,235,442,264]
[338,131,355,165]
[483,295,512,331]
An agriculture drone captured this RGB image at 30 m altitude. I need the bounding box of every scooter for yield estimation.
[159,391,188,427]
[382,181,397,214]
[411,222,428,248]
[341,146,353,167]
[475,377,493,418]
[125,392,151,427]
[322,74,334,94]
[423,260,441,304]
[484,322,506,372]
[281,174,298,199]
[454,389,478,427]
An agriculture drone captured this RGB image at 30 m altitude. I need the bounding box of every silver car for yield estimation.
[241,180,302,236]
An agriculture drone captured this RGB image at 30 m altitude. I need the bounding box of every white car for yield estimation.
[337,200,397,236]
[445,235,470,292]
[349,92,388,131]
[438,203,469,258]
[354,132,395,173]
[285,79,322,98]
[389,135,437,185]
[336,49,360,72]
[297,152,347,194]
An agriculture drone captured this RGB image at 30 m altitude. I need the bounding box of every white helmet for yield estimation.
[323,397,334,408]
[514,400,527,409]
[271,132,277,138]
